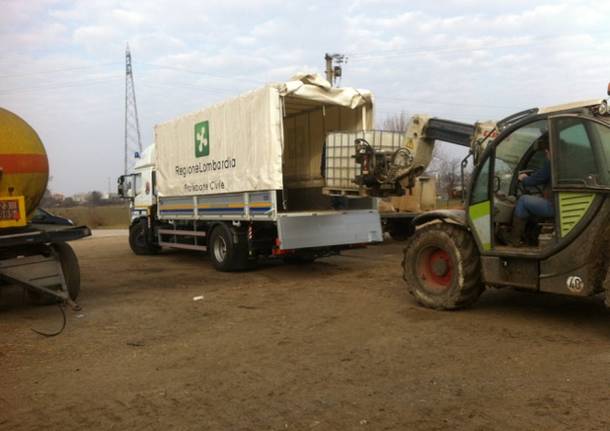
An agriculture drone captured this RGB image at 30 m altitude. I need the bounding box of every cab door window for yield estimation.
[133,173,142,196]
[554,117,597,185]
[470,157,490,204]
[494,119,549,194]
[591,121,610,185]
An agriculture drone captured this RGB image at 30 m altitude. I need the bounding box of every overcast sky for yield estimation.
[2,0,610,195]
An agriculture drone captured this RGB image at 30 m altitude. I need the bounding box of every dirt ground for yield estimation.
[2,232,610,431]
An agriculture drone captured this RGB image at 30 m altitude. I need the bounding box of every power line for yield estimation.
[347,31,610,61]
[139,74,250,94]
[0,77,122,97]
[0,62,121,79]
[140,63,265,85]
[376,96,515,109]
[139,81,242,98]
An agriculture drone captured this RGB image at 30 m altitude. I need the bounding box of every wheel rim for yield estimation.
[213,235,227,263]
[135,226,147,248]
[415,246,453,293]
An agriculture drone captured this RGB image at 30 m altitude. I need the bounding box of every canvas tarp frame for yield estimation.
[155,74,373,197]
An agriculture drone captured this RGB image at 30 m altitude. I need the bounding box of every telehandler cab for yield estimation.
[354,90,610,309]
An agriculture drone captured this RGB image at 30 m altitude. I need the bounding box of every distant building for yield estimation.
[71,193,88,203]
[103,192,120,200]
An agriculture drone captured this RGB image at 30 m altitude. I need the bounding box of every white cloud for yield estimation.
[2,0,610,194]
[73,25,120,49]
[252,20,282,37]
[111,9,147,25]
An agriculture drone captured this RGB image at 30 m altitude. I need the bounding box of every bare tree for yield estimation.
[426,145,467,200]
[439,157,463,199]
[86,191,103,206]
[380,111,410,132]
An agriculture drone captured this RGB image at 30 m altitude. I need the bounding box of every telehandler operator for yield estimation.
[508,133,554,246]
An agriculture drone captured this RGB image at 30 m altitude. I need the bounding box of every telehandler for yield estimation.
[352,87,610,309]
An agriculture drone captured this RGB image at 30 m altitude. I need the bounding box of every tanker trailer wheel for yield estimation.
[27,242,80,305]
[129,219,160,255]
[208,224,251,272]
[402,223,484,310]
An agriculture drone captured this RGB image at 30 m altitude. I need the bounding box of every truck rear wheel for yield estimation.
[27,242,80,305]
[402,223,484,310]
[129,219,160,255]
[208,224,251,272]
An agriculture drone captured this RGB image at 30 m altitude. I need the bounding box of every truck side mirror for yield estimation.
[117,176,124,196]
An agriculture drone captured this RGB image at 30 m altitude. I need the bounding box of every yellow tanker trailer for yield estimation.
[0,108,90,307]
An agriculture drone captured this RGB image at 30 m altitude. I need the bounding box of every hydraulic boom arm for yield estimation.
[353,115,495,196]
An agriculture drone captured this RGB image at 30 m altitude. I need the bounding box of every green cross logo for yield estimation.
[194,121,210,157]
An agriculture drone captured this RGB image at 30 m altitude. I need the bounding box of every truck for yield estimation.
[0,108,90,307]
[118,74,383,271]
[343,88,610,310]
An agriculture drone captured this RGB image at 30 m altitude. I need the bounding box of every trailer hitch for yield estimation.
[0,251,81,310]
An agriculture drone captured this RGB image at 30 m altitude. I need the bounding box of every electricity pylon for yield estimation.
[124,43,143,175]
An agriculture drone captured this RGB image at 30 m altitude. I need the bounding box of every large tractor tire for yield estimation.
[28,242,80,305]
[208,224,252,272]
[402,223,484,310]
[129,219,160,255]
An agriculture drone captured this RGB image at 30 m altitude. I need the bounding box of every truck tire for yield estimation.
[402,223,484,310]
[129,219,160,255]
[208,224,251,271]
[27,242,80,305]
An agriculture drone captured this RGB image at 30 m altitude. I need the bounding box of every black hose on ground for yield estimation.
[31,302,67,337]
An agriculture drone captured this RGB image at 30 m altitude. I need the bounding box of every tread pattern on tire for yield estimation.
[129,219,160,255]
[402,222,484,310]
[209,224,252,272]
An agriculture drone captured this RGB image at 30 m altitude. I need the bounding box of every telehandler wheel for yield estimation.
[27,242,81,305]
[129,219,160,255]
[402,223,484,310]
[208,224,251,272]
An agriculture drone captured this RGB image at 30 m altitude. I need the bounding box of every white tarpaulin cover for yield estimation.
[280,73,373,109]
[155,74,373,197]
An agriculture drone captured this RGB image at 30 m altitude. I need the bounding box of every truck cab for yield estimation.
[118,145,156,221]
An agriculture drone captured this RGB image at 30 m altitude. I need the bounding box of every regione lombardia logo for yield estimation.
[194,121,210,157]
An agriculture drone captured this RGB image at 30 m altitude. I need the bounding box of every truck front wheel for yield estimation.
[129,219,160,255]
[208,224,251,272]
[402,223,484,310]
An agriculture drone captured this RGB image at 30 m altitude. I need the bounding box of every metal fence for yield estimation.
[324,130,405,192]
